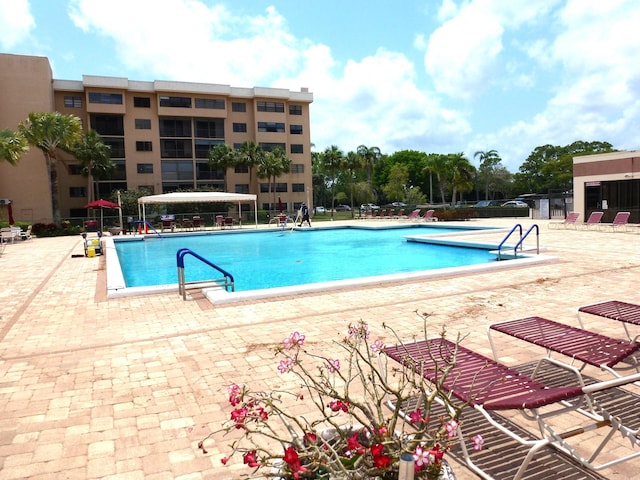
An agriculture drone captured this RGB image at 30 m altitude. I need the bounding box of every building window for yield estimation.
[68,164,83,175]
[160,139,193,158]
[161,160,194,181]
[260,183,288,193]
[233,123,247,133]
[232,102,246,112]
[290,163,304,174]
[257,101,284,113]
[289,105,302,115]
[235,165,249,174]
[194,119,224,138]
[110,160,127,181]
[64,96,82,108]
[235,184,250,193]
[290,144,304,154]
[103,138,125,158]
[159,96,192,108]
[136,141,153,152]
[195,139,223,158]
[195,98,225,109]
[88,92,123,104]
[90,114,124,135]
[196,161,224,180]
[258,122,285,133]
[134,96,151,108]
[135,119,151,129]
[290,124,303,134]
[259,142,286,152]
[137,163,154,174]
[159,117,192,137]
[292,183,305,192]
[69,187,86,197]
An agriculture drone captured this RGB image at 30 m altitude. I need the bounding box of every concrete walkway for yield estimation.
[0,218,639,479]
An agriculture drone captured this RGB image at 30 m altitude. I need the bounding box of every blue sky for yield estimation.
[2,0,640,172]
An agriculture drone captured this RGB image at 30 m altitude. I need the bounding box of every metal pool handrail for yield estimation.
[176,248,235,300]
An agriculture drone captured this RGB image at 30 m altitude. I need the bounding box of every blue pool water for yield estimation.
[114,226,497,292]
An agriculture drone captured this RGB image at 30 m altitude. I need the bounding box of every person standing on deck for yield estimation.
[299,203,311,227]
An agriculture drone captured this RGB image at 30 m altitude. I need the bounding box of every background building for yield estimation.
[573,150,640,223]
[0,53,313,225]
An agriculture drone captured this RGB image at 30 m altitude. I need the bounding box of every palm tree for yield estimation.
[321,145,345,219]
[447,153,476,207]
[343,151,363,217]
[357,145,381,183]
[423,154,449,204]
[257,146,292,213]
[474,149,501,200]
[73,130,113,204]
[236,141,265,191]
[19,112,82,225]
[0,129,29,165]
[208,143,237,192]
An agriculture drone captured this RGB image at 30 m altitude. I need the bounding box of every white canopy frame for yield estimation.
[137,192,258,229]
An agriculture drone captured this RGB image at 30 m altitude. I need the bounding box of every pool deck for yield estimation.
[1,217,639,479]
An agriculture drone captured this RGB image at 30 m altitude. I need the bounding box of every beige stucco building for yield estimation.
[573,150,640,223]
[0,53,313,225]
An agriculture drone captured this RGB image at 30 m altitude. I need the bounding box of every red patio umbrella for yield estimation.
[278,196,283,214]
[7,201,14,225]
[84,199,121,231]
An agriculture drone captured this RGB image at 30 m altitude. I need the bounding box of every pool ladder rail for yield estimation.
[495,223,539,260]
[176,248,235,300]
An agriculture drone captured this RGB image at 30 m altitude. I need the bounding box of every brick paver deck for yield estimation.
[0,218,639,479]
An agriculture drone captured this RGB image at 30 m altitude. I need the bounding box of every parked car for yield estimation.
[472,200,501,207]
[335,204,351,211]
[314,206,326,214]
[360,203,380,210]
[387,201,407,208]
[501,200,529,207]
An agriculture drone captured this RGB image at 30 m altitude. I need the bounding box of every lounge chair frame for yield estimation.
[549,211,579,229]
[384,338,640,480]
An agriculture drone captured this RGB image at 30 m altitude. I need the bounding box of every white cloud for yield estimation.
[0,0,35,49]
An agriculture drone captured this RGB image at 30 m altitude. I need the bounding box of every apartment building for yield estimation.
[0,53,313,224]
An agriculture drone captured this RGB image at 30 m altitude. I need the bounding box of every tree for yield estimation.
[357,144,381,183]
[208,143,237,192]
[382,163,409,202]
[0,129,29,165]
[18,112,82,225]
[343,151,363,216]
[236,141,265,190]
[320,145,345,219]
[257,146,292,212]
[73,130,113,204]
[474,149,501,200]
[447,153,476,206]
[423,154,450,204]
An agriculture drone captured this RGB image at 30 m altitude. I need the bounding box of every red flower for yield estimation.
[230,407,248,428]
[328,400,349,412]
[371,443,391,469]
[243,450,260,467]
[283,446,309,478]
[304,432,318,445]
[346,432,365,454]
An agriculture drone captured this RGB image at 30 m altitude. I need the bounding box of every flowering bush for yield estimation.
[199,317,483,479]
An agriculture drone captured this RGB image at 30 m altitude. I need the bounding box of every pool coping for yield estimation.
[105,224,557,303]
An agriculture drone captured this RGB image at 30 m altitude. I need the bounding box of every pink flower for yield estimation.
[348,321,370,340]
[220,456,229,465]
[408,408,426,424]
[326,359,340,373]
[472,434,484,451]
[243,450,260,467]
[328,400,349,412]
[228,383,243,406]
[445,419,458,438]
[414,445,433,466]
[278,357,295,373]
[346,432,365,454]
[371,339,385,354]
[283,331,305,349]
[230,407,248,428]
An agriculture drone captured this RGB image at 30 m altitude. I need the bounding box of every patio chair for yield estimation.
[20,225,32,240]
[384,337,640,480]
[215,215,224,228]
[600,211,631,232]
[580,211,604,229]
[549,212,579,229]
[577,300,640,341]
[192,216,203,230]
[1,227,18,244]
[405,209,421,221]
[223,217,234,229]
[420,209,437,222]
[488,316,640,381]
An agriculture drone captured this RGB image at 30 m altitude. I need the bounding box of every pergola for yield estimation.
[137,192,258,228]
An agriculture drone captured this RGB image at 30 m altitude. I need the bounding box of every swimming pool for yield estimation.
[106,224,555,303]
